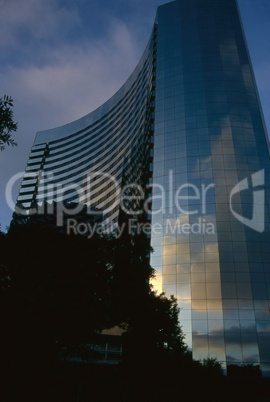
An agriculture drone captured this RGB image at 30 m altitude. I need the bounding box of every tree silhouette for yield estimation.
[2,222,246,402]
[0,95,18,150]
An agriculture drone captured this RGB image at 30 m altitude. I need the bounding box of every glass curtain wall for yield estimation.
[150,0,270,375]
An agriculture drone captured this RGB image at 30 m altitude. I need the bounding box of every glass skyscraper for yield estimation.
[16,0,270,376]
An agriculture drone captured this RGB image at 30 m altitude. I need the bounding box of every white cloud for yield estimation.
[0,0,81,48]
[1,19,142,128]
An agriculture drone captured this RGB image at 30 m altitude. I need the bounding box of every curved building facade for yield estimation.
[17,27,156,230]
[16,0,270,375]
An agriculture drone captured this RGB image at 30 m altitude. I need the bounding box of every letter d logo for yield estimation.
[230,170,265,233]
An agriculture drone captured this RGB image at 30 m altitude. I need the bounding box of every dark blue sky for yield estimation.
[0,0,269,231]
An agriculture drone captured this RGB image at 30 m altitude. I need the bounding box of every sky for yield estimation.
[0,0,270,232]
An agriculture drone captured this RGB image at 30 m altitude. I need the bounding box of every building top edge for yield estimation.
[34,29,154,145]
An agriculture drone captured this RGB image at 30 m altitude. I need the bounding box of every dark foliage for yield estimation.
[2,223,267,402]
[0,95,18,150]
